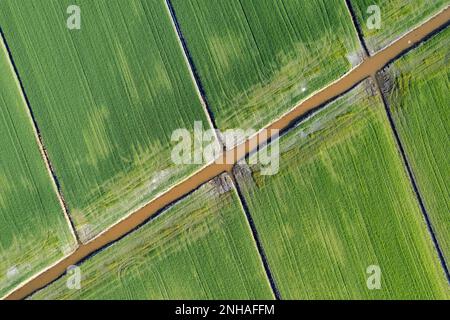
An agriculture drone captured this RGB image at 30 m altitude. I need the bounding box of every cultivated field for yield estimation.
[350,0,449,53]
[380,28,450,262]
[0,0,212,242]
[235,80,449,299]
[0,39,76,297]
[30,175,273,300]
[171,0,363,132]
[1,0,449,301]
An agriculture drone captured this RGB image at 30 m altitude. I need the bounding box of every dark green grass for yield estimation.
[0,0,212,242]
[171,0,363,133]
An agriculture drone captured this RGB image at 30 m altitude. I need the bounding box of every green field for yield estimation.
[30,175,273,300]
[0,0,213,242]
[350,0,448,54]
[235,80,449,299]
[0,38,76,297]
[381,28,450,262]
[171,0,363,133]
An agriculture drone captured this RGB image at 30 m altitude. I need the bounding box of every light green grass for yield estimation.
[0,0,212,242]
[235,80,449,299]
[0,39,76,297]
[171,0,363,132]
[30,175,273,300]
[382,28,450,263]
[350,0,448,53]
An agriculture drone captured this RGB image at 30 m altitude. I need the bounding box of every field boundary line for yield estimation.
[344,0,370,57]
[164,0,223,147]
[374,74,450,284]
[0,28,81,246]
[230,172,282,300]
[3,6,449,300]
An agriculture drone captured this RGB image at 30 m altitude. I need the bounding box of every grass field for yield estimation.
[30,175,273,300]
[381,28,450,263]
[0,0,213,242]
[235,80,449,299]
[171,0,363,133]
[350,0,448,54]
[0,38,76,297]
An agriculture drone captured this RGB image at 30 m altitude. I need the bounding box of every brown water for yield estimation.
[4,6,449,300]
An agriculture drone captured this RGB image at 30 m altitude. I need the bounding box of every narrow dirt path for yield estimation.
[4,6,449,300]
